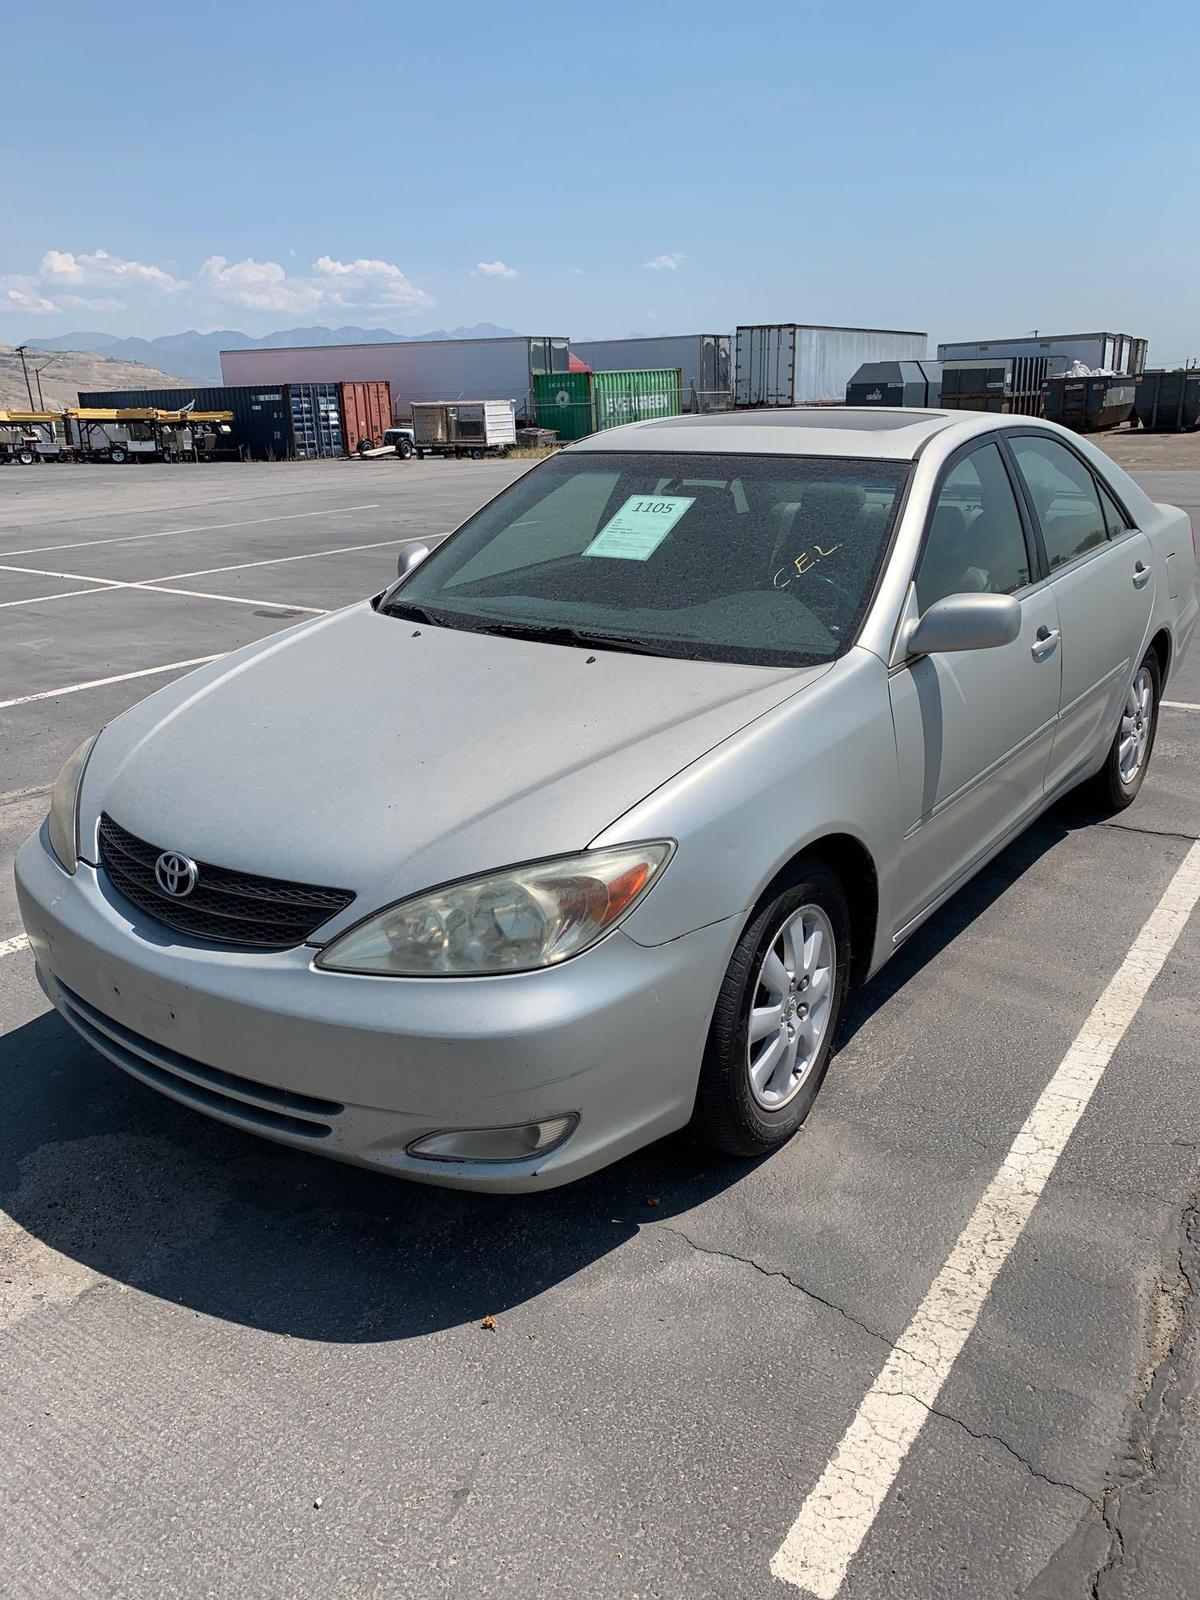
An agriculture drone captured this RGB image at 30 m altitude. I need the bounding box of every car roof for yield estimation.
[564,407,1034,462]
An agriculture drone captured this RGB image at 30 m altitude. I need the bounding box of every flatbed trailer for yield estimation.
[63,408,234,463]
[0,412,62,464]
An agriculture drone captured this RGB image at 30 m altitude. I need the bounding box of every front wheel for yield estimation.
[397,439,413,459]
[17,447,36,465]
[695,867,851,1158]
[109,446,128,465]
[1084,650,1161,810]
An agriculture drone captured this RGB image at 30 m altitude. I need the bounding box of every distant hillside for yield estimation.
[0,345,191,412]
[26,323,519,383]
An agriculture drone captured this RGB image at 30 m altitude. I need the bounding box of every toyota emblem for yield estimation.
[154,851,199,898]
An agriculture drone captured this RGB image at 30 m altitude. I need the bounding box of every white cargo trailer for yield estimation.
[410,399,517,459]
[937,330,1148,377]
[220,336,570,423]
[570,333,731,410]
[734,324,927,407]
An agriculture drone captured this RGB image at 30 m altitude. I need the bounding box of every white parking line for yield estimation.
[0,585,123,611]
[137,584,326,614]
[0,656,221,711]
[1163,700,1200,712]
[0,933,30,959]
[145,536,414,584]
[0,503,381,559]
[771,837,1200,1599]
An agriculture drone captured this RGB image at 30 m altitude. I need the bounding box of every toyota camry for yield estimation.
[15,408,1197,1189]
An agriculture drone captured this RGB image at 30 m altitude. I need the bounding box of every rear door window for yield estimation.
[1009,435,1109,569]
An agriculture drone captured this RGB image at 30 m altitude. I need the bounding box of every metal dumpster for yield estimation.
[1134,369,1200,432]
[845,360,942,407]
[1041,375,1136,433]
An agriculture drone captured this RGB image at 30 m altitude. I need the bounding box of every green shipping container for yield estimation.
[533,368,682,441]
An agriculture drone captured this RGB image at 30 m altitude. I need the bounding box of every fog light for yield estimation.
[408,1115,578,1164]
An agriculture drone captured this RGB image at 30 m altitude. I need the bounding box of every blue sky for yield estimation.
[5,0,1198,361]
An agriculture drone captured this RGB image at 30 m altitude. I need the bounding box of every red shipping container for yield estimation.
[339,380,393,453]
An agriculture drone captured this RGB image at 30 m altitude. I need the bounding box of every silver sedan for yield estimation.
[15,408,1198,1189]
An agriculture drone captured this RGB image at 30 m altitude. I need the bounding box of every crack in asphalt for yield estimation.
[1087,1192,1199,1599]
[1098,821,1200,844]
[654,1222,900,1356]
[656,1224,1093,1502]
[899,1393,1094,1503]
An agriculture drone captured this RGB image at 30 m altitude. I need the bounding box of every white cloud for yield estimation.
[198,254,434,315]
[473,260,518,279]
[40,248,182,293]
[198,256,320,315]
[643,252,685,271]
[0,246,433,326]
[0,277,60,315]
[570,268,584,277]
[312,255,433,309]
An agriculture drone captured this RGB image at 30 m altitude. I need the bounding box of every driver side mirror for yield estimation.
[905,592,1021,658]
[396,542,431,580]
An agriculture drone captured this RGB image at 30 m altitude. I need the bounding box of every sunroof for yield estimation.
[642,409,940,432]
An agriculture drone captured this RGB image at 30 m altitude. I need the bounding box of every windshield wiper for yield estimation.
[469,620,683,657]
[378,599,456,626]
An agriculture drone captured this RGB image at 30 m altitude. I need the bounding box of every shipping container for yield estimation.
[569,334,730,411]
[533,369,682,440]
[1041,374,1136,433]
[845,360,942,408]
[287,382,344,458]
[734,324,927,407]
[1133,369,1200,431]
[937,331,1148,377]
[221,336,570,423]
[339,381,393,453]
[77,384,291,459]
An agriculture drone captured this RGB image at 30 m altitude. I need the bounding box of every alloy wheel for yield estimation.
[746,904,836,1109]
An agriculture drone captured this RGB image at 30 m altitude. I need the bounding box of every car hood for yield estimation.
[80,604,829,933]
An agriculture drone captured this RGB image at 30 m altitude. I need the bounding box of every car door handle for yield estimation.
[1031,626,1060,661]
[1133,561,1151,589]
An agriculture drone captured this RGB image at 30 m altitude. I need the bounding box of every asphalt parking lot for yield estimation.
[1,450,1198,1599]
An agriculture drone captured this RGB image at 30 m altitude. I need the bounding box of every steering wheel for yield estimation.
[788,568,859,617]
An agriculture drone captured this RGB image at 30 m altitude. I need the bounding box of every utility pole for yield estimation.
[14,345,36,410]
[32,354,58,410]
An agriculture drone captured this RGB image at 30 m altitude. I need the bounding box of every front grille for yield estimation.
[97,813,355,949]
[55,979,340,1139]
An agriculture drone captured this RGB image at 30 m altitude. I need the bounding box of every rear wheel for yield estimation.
[17,447,35,465]
[397,438,413,460]
[1084,650,1161,810]
[696,866,850,1158]
[469,447,484,460]
[109,446,128,465]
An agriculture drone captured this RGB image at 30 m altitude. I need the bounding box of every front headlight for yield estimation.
[47,735,97,873]
[315,841,674,977]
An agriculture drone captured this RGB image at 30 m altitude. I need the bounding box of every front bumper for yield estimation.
[15,825,737,1191]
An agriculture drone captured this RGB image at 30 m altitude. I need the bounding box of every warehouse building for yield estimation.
[219,335,570,423]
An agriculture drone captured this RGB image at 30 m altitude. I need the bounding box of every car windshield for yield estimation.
[385,450,910,667]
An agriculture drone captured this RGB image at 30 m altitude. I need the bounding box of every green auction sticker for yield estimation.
[582,495,695,561]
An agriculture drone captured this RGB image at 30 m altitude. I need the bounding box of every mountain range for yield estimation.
[26,324,518,383]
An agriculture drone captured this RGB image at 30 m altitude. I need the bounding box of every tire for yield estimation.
[17,447,36,465]
[469,447,484,461]
[397,439,413,460]
[1083,649,1162,811]
[109,446,128,465]
[695,865,851,1158]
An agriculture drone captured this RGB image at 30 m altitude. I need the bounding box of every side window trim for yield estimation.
[910,432,1041,602]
